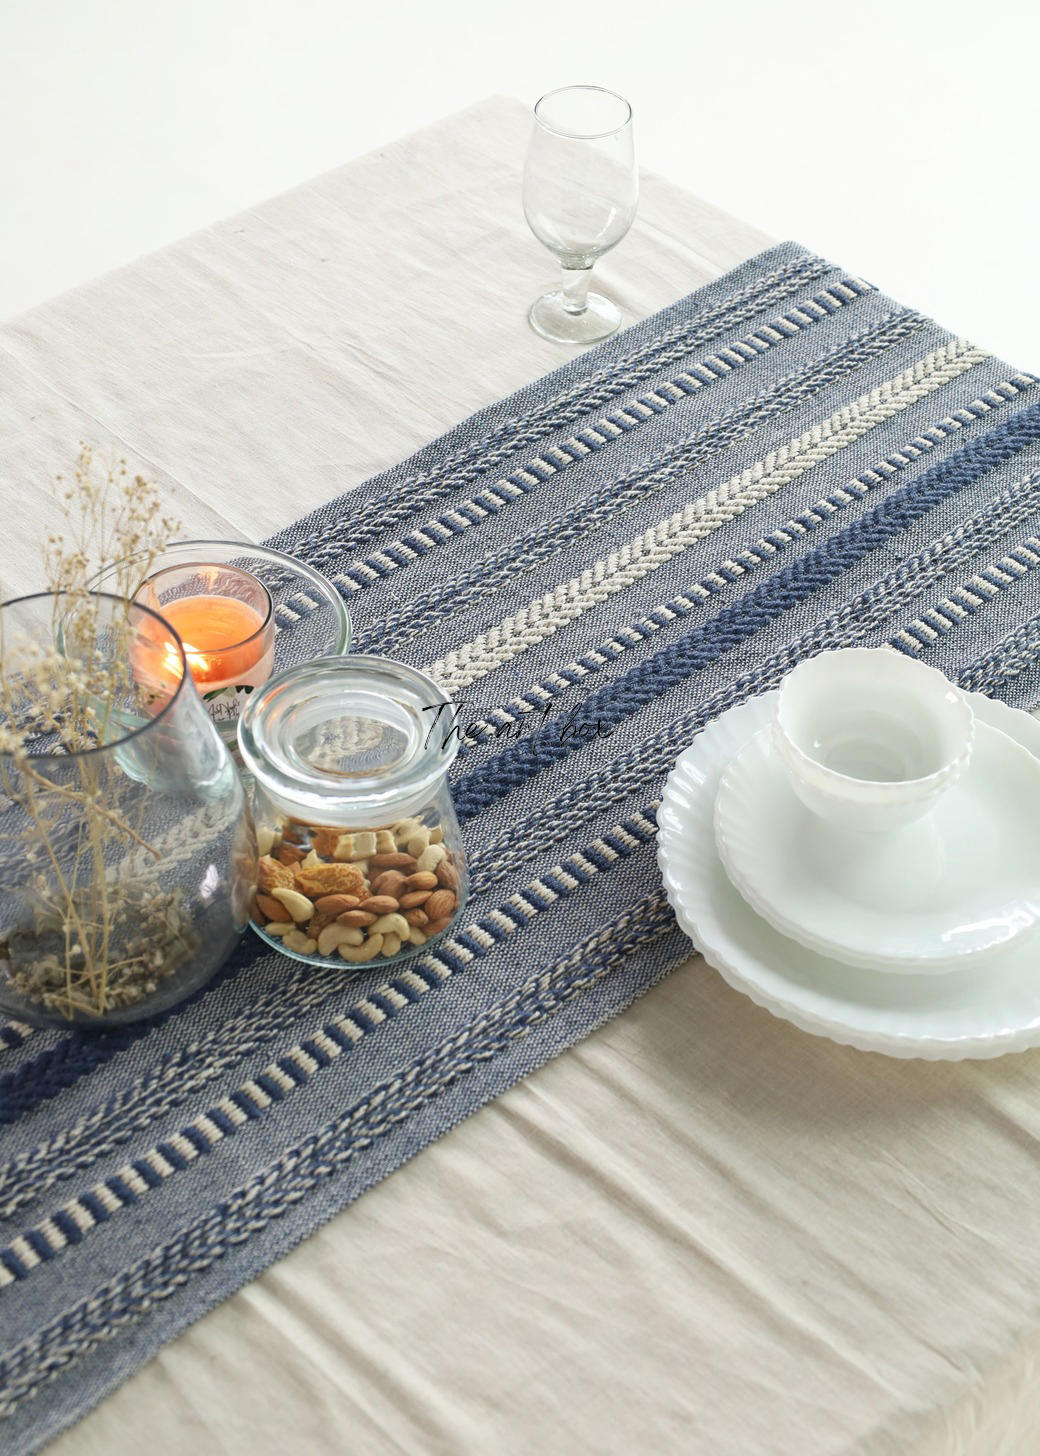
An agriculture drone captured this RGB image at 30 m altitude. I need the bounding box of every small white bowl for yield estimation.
[772,648,974,834]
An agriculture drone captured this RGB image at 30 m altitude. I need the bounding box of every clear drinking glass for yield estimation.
[523,85,638,345]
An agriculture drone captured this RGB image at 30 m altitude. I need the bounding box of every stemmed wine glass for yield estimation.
[523,85,638,345]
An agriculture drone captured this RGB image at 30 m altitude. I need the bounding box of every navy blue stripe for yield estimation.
[155,1142,190,1172]
[386,977,423,1004]
[0,1248,28,1281]
[130,1159,165,1190]
[454,404,1040,820]
[52,1209,85,1245]
[251,1074,286,1103]
[299,1037,334,1067]
[180,1125,212,1156]
[274,1056,309,1087]
[106,1173,138,1205]
[229,1089,264,1120]
[23,1228,57,1262]
[79,1191,112,1224]
[365,992,399,1019]
[323,1022,359,1052]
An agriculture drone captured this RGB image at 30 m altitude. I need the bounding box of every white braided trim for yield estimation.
[430,341,988,692]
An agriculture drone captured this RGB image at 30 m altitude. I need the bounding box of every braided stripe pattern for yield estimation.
[353,308,925,656]
[465,460,1040,894]
[430,340,988,693]
[0,809,652,1228]
[453,402,1040,820]
[0,893,680,1413]
[452,380,1040,753]
[330,279,874,597]
[958,614,1040,691]
[281,251,837,567]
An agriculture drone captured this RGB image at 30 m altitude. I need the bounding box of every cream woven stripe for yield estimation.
[430,340,988,692]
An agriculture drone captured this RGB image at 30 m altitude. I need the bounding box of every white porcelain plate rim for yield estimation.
[657,689,1040,1060]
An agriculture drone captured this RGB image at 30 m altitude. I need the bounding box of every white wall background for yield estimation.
[1,0,1037,366]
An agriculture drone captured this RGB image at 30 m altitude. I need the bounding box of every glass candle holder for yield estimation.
[237,656,468,969]
[134,560,276,704]
[89,540,351,744]
[0,591,256,1028]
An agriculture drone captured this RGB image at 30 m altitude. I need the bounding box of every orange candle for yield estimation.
[159,594,273,691]
[132,562,276,718]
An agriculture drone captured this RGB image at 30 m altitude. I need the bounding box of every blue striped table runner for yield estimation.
[2,240,1040,1451]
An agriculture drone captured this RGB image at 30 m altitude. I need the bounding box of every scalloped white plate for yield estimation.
[713,719,1040,972]
[658,689,1040,1059]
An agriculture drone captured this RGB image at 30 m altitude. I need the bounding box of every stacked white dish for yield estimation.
[657,647,1040,1059]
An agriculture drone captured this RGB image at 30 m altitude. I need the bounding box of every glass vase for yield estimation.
[0,591,256,1028]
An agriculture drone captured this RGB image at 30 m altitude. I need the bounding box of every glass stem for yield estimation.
[559,265,593,315]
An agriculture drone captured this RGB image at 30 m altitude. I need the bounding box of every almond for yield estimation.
[314,893,361,915]
[369,851,418,870]
[338,909,377,928]
[425,916,452,937]
[371,869,409,898]
[358,895,400,916]
[405,871,438,891]
[311,826,342,858]
[403,907,429,927]
[424,889,456,921]
[399,889,432,908]
[274,843,306,865]
[255,891,291,923]
[436,860,460,891]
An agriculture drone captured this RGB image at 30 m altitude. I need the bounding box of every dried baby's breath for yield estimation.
[0,446,195,1020]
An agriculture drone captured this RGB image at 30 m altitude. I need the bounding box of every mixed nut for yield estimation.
[253,815,464,963]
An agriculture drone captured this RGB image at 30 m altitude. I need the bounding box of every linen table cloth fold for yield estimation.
[3,97,1040,1456]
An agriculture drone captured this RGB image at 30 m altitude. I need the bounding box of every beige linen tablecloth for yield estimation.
[3,96,1039,1456]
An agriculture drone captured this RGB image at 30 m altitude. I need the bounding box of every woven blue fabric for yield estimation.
[2,241,1040,1451]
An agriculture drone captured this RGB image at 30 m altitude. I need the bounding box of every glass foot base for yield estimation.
[528,289,622,344]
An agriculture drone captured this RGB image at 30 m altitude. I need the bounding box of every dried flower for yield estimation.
[0,447,194,1020]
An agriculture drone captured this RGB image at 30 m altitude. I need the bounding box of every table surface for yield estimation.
[3,96,1040,1456]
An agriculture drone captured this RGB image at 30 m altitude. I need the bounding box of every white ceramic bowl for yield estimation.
[773,647,974,833]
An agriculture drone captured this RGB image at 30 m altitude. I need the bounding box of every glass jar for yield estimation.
[0,591,256,1028]
[237,656,468,968]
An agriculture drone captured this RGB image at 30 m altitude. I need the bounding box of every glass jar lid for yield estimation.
[237,655,458,827]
